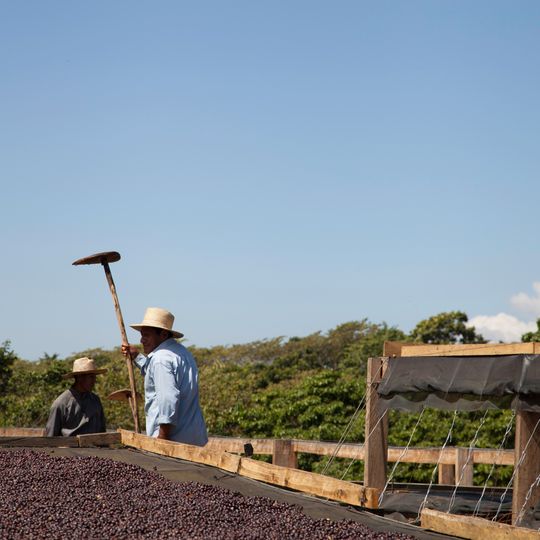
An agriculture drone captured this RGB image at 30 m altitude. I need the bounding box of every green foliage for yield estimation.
[0,341,17,393]
[522,318,540,342]
[233,370,363,440]
[409,311,486,344]
[1,348,144,431]
[0,313,520,486]
[1,354,68,427]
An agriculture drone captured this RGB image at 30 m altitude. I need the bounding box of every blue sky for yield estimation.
[1,1,539,360]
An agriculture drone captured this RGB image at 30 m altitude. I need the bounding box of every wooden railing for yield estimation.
[205,436,513,486]
[0,428,513,486]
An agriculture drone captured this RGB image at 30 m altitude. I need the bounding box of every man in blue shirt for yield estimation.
[122,307,208,446]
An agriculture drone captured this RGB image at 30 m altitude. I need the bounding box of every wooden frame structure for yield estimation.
[118,430,379,508]
[0,429,379,509]
[3,429,538,538]
[1,428,513,478]
[363,341,540,531]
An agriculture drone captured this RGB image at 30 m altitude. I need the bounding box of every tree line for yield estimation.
[1,311,534,484]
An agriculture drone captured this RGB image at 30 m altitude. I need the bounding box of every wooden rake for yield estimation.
[72,251,140,433]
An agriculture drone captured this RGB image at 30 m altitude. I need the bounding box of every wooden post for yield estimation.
[455,446,474,486]
[438,463,456,485]
[512,411,540,525]
[364,357,388,491]
[272,439,298,469]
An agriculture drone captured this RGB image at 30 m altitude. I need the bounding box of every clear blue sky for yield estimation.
[1,1,539,361]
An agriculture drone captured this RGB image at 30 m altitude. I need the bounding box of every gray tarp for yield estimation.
[377,354,540,412]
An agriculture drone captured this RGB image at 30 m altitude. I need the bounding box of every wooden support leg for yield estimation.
[439,463,456,485]
[272,439,298,469]
[455,447,474,487]
[364,357,388,491]
[512,410,540,525]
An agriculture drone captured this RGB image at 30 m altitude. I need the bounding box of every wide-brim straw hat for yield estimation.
[130,307,184,338]
[63,357,108,379]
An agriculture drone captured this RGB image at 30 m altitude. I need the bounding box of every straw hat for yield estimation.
[63,357,108,379]
[107,388,143,402]
[130,307,184,338]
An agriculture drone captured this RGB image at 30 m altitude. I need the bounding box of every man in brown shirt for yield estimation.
[45,357,107,437]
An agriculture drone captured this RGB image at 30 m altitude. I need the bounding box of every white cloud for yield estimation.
[468,313,536,343]
[510,282,540,316]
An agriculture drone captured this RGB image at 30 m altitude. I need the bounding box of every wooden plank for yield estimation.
[364,357,388,491]
[272,439,297,468]
[387,446,513,466]
[388,447,454,464]
[512,411,540,525]
[208,438,366,459]
[383,341,422,357]
[0,427,45,437]
[0,436,80,447]
[77,432,122,447]
[205,437,273,454]
[237,457,379,509]
[421,508,538,540]
[119,430,241,474]
[119,430,378,508]
[293,440,366,460]
[472,448,514,466]
[401,343,537,357]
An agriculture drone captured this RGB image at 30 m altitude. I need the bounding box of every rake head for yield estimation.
[72,251,121,266]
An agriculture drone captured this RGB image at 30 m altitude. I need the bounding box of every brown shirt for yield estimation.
[45,387,106,437]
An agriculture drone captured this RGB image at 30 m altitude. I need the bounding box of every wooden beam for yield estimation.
[293,440,366,460]
[0,436,79,447]
[387,446,513,466]
[77,432,122,447]
[513,411,540,525]
[205,437,273,454]
[421,508,538,540]
[119,430,241,474]
[364,357,388,491]
[400,343,538,357]
[118,430,379,508]
[237,456,378,508]
[208,438,513,466]
[0,428,45,437]
[471,447,514,466]
[383,341,413,357]
[389,446,455,465]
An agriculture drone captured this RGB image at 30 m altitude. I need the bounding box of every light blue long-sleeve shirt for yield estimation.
[134,338,208,446]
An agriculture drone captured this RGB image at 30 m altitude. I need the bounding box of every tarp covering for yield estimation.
[377,355,540,412]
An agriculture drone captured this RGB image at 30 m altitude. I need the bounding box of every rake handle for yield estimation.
[102,260,140,433]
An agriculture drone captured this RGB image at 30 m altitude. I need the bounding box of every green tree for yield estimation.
[0,341,17,394]
[522,318,540,342]
[409,311,485,344]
